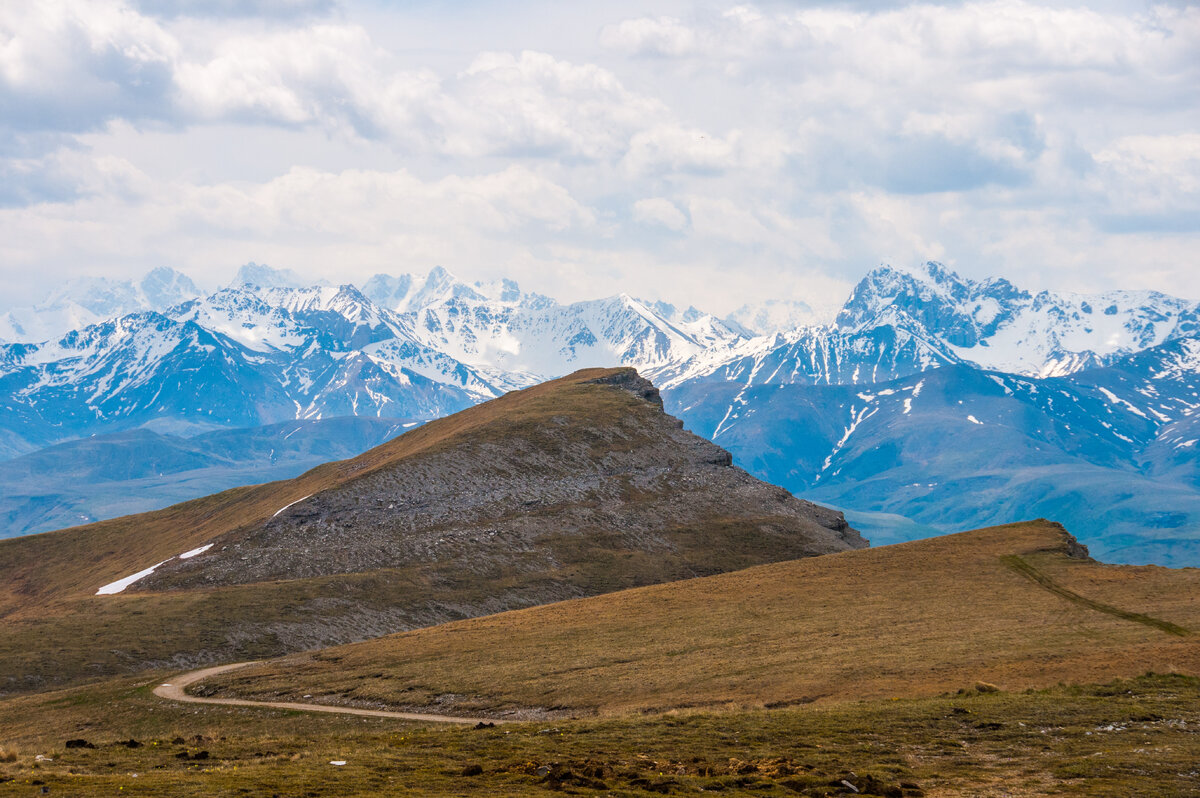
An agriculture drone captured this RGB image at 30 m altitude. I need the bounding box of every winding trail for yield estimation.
[153,662,510,725]
[1000,555,1191,636]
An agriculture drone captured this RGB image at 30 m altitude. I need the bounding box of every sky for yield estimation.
[0,0,1197,315]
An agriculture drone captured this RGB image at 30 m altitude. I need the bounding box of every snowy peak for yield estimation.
[837,261,1200,377]
[0,267,202,344]
[363,266,487,313]
[725,298,839,335]
[836,261,1027,346]
[139,267,201,309]
[169,288,308,352]
[6,258,1200,461]
[231,262,316,290]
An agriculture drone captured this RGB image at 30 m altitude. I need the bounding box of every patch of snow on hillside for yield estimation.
[820,405,878,473]
[96,559,171,595]
[179,543,213,559]
[1098,387,1150,420]
[273,494,313,518]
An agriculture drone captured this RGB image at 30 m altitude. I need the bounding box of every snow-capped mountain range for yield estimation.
[3,260,1200,564]
[0,267,201,345]
[4,258,1199,461]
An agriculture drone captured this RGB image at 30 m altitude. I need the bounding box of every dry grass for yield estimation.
[208,520,1200,717]
[0,670,1196,796]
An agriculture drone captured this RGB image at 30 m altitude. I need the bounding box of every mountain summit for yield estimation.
[140,367,865,591]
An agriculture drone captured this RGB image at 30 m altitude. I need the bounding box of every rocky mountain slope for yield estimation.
[138,368,863,594]
[0,368,861,693]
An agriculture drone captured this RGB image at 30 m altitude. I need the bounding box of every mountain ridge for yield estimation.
[3,260,1199,564]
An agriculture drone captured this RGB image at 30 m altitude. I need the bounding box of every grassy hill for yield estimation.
[204,520,1199,718]
[0,367,861,694]
[0,519,1196,796]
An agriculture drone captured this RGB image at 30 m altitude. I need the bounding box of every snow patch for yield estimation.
[96,559,171,595]
[179,543,213,559]
[1098,386,1149,419]
[273,494,313,519]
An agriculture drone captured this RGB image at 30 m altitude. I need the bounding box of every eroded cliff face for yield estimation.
[142,368,863,611]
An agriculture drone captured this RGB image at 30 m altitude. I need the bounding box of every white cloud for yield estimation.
[599,15,699,57]
[0,0,179,132]
[1092,134,1200,213]
[0,0,1198,312]
[632,197,687,231]
[433,50,666,159]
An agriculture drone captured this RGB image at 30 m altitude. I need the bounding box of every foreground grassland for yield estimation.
[208,521,1200,718]
[1,673,1197,797]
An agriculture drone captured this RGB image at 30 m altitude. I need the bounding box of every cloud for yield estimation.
[0,0,179,133]
[878,133,1030,194]
[1089,134,1200,233]
[599,15,699,57]
[633,197,687,231]
[132,0,335,19]
[0,0,1198,313]
[0,157,596,294]
[1,2,667,163]
[433,50,666,159]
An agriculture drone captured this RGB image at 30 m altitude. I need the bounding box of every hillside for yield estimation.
[202,520,1199,719]
[0,367,861,693]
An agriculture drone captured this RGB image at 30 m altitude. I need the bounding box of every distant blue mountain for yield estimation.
[664,336,1200,566]
[0,417,419,537]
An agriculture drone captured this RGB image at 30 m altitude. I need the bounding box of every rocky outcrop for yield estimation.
[142,368,864,618]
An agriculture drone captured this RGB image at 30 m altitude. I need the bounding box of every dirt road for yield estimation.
[153,662,508,725]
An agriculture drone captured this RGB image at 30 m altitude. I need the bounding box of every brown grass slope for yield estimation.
[1,672,1198,797]
[207,520,1200,719]
[0,368,860,694]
